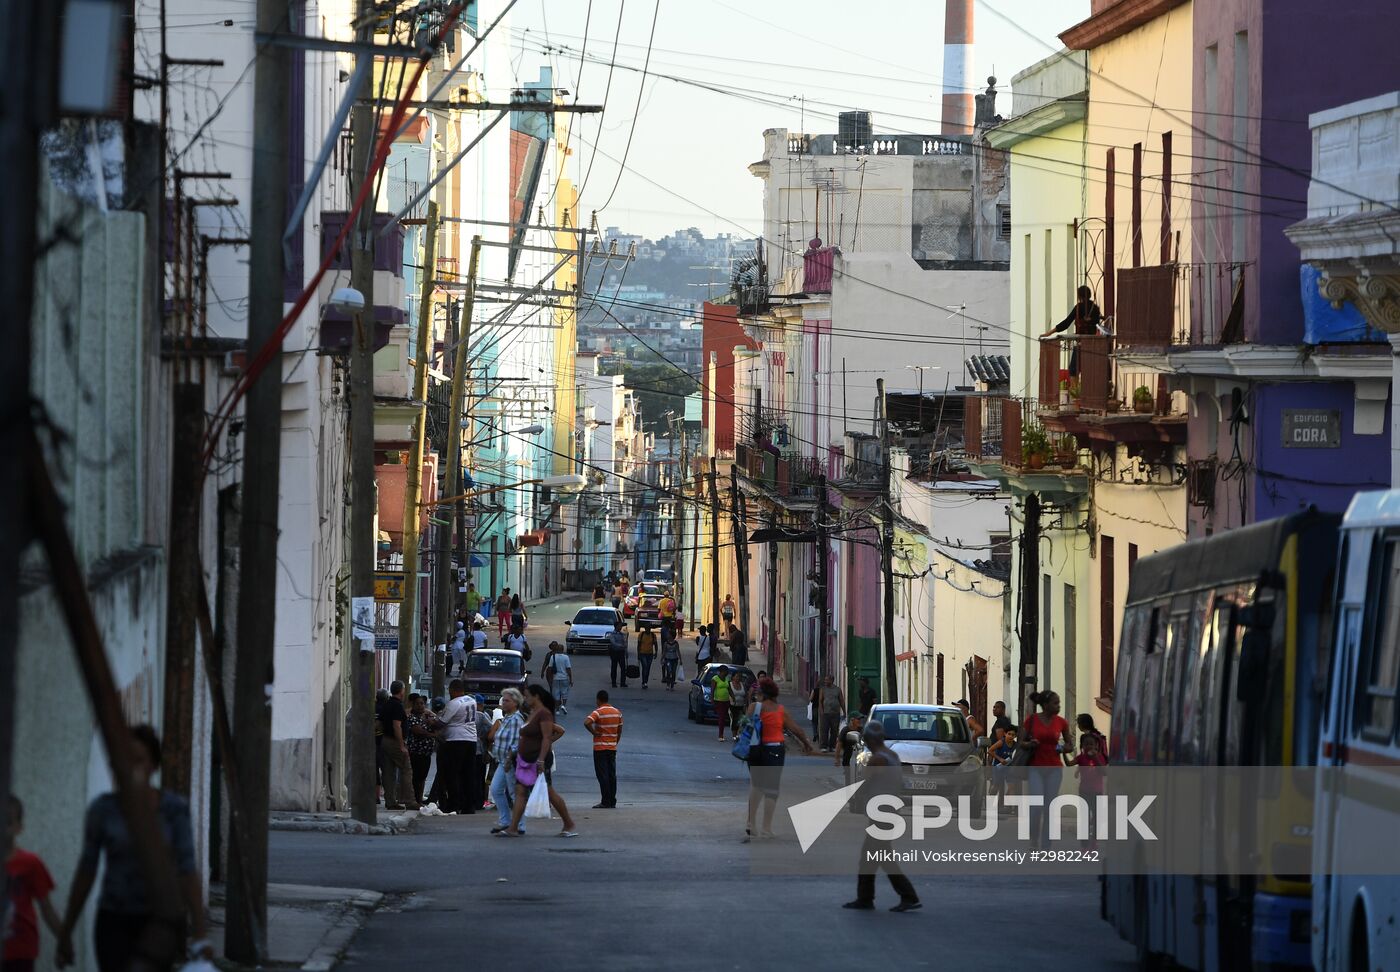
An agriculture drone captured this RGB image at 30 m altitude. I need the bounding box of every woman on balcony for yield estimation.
[1044,285,1105,377]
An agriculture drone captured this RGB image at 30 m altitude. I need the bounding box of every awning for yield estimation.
[748,527,816,544]
[469,554,487,568]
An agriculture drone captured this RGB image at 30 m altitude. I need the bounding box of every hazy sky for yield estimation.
[506,0,1091,240]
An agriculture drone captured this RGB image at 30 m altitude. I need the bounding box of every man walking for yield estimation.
[844,721,920,913]
[608,619,630,688]
[464,582,482,619]
[636,626,657,689]
[857,676,877,717]
[545,641,573,714]
[435,679,479,814]
[379,681,418,809]
[584,690,624,809]
[816,674,845,753]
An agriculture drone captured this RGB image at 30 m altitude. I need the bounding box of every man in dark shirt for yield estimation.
[379,680,417,809]
[989,700,1014,747]
[844,721,920,913]
[857,677,877,717]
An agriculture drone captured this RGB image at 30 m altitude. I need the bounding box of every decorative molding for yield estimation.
[1318,266,1400,332]
[1060,0,1189,50]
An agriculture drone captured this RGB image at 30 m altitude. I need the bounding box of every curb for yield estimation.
[301,892,384,972]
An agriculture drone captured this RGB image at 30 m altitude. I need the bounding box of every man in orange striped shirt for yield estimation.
[584,691,624,809]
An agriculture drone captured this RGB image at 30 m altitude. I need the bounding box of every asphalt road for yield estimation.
[270,596,1138,970]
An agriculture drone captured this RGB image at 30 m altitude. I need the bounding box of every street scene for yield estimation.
[4,0,1400,970]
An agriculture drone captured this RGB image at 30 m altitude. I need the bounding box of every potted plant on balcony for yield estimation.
[1105,383,1122,413]
[1022,423,1050,470]
[1055,434,1078,468]
[1132,385,1154,414]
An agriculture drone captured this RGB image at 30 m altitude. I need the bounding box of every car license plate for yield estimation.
[907,778,939,790]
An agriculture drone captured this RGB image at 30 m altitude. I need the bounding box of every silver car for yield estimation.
[564,606,622,653]
[856,704,987,813]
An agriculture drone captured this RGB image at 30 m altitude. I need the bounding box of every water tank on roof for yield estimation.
[838,111,872,149]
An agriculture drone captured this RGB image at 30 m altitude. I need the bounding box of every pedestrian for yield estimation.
[808,681,821,740]
[379,680,418,810]
[5,795,63,972]
[56,726,214,969]
[843,721,921,913]
[1076,713,1109,762]
[405,693,438,806]
[835,713,864,783]
[1069,730,1108,848]
[695,624,713,670]
[856,676,877,717]
[721,593,736,638]
[729,624,748,667]
[990,700,1014,749]
[584,690,624,809]
[727,669,747,738]
[608,619,629,688]
[435,679,479,815]
[451,624,468,676]
[612,578,628,609]
[711,665,733,740]
[544,641,573,713]
[464,582,482,619]
[470,620,489,652]
[817,674,845,753]
[1019,689,1073,850]
[487,688,528,835]
[988,725,1017,806]
[510,592,527,632]
[660,626,681,689]
[593,583,606,606]
[636,625,657,688]
[748,671,768,708]
[743,677,815,841]
[373,687,389,802]
[501,685,580,838]
[474,695,495,810]
[495,588,513,638]
[658,589,678,632]
[504,621,531,661]
[955,698,986,741]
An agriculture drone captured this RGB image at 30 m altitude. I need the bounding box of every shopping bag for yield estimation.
[523,776,553,819]
[731,718,755,761]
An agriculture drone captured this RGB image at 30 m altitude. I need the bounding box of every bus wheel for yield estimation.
[1349,904,1369,972]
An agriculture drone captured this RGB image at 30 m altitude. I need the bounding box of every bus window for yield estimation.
[1202,595,1236,764]
[1173,591,1210,764]
[1357,538,1400,741]
[1111,606,1146,762]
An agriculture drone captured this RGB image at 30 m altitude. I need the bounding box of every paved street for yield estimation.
[270,597,1137,969]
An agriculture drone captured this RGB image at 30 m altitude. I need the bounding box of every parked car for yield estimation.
[630,582,681,631]
[686,663,756,724]
[641,568,673,584]
[458,649,527,707]
[855,704,987,813]
[564,606,621,654]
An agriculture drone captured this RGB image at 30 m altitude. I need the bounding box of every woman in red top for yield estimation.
[1020,690,1073,849]
[743,678,815,841]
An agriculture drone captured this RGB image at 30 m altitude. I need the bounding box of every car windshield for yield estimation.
[465,654,522,675]
[875,710,969,743]
[573,610,616,625]
[704,667,754,687]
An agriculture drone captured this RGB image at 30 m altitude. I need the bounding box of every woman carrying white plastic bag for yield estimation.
[498,684,580,837]
[523,775,553,819]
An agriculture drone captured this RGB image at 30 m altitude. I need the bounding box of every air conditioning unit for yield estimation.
[1187,459,1217,509]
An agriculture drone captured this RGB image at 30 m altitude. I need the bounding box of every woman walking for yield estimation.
[501,685,579,837]
[743,678,815,841]
[405,693,438,806]
[1019,689,1073,849]
[510,592,527,633]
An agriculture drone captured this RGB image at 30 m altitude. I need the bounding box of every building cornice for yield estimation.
[985,96,1087,149]
[1060,0,1190,50]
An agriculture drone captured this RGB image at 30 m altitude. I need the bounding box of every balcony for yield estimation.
[966,396,1086,480]
[1115,261,1251,348]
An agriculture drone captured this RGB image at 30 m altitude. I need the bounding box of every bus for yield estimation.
[1313,490,1400,972]
[1103,509,1341,970]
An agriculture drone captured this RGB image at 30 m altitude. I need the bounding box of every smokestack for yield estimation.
[941,0,974,135]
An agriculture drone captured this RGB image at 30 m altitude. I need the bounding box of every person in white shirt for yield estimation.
[451,623,468,676]
[434,680,479,814]
[696,624,714,671]
[470,621,489,651]
[545,642,574,713]
[504,622,531,661]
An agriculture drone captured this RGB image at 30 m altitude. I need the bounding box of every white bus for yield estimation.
[1314,489,1400,972]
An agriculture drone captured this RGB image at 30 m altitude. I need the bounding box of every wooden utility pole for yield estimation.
[396,202,438,685]
[708,457,721,640]
[346,0,378,827]
[877,378,898,703]
[687,475,699,631]
[816,473,830,684]
[226,0,290,956]
[1017,492,1041,722]
[433,237,481,697]
[730,472,750,643]
[161,382,204,795]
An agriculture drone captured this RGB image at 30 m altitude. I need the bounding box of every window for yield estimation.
[997,205,1012,241]
[1360,539,1400,738]
[1100,536,1116,700]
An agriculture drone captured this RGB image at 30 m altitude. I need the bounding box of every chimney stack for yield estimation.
[941,0,974,135]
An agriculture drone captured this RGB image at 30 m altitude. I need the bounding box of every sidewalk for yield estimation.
[209,883,383,971]
[269,808,419,835]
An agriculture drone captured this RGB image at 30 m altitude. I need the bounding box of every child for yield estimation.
[1070,732,1108,847]
[4,796,62,972]
[989,726,1018,807]
[1076,713,1109,763]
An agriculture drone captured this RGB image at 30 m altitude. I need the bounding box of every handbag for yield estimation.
[515,755,540,787]
[731,716,756,761]
[523,776,553,819]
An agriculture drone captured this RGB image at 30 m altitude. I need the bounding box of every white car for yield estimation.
[856,704,987,814]
[564,606,622,653]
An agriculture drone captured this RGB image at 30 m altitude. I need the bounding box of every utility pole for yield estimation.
[877,377,898,703]
[433,237,481,697]
[708,457,721,641]
[161,382,204,796]
[396,202,437,684]
[815,473,830,684]
[730,472,750,643]
[346,0,378,828]
[226,0,291,956]
[1017,492,1041,722]
[687,474,699,631]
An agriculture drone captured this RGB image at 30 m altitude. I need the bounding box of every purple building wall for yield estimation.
[1193,0,1400,346]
